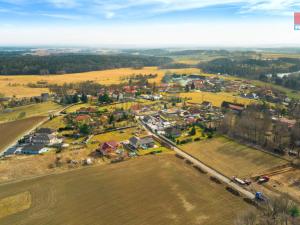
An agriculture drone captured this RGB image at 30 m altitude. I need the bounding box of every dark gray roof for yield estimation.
[143,116,152,123]
[129,136,154,146]
[139,136,154,145]
[165,127,181,136]
[32,134,54,142]
[129,136,139,145]
[21,144,46,152]
[36,128,55,134]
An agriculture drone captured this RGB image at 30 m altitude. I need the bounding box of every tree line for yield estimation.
[0,54,172,75]
[219,103,300,156]
[199,58,300,91]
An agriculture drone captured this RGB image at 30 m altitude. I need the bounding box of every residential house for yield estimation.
[164,127,181,138]
[221,101,245,114]
[31,134,59,146]
[75,115,92,124]
[98,141,119,156]
[36,127,56,135]
[111,91,124,101]
[21,144,49,155]
[76,107,97,115]
[129,136,155,149]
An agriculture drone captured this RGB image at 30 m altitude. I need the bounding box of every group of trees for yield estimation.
[199,57,300,91]
[60,93,88,105]
[236,194,299,225]
[219,103,300,155]
[0,54,172,75]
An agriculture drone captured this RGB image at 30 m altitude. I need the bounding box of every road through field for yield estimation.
[0,104,74,156]
[138,117,255,199]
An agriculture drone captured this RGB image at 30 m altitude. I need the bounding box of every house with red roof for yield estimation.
[98,141,119,157]
[75,114,92,124]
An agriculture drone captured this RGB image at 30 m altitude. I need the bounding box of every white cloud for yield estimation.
[39,13,82,20]
[87,0,300,17]
[47,0,79,8]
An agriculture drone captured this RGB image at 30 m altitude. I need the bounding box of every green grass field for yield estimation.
[0,116,47,152]
[0,155,251,225]
[40,116,65,130]
[181,136,288,178]
[0,102,63,123]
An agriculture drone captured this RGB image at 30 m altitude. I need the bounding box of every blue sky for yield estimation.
[0,0,300,46]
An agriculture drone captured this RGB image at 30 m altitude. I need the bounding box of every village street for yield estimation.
[138,117,255,200]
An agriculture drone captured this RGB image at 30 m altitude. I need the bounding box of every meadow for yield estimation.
[0,154,251,225]
[181,136,288,178]
[0,116,46,153]
[0,102,63,123]
[179,91,255,107]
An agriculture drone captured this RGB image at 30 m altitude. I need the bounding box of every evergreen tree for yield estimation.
[72,93,79,103]
[81,93,88,103]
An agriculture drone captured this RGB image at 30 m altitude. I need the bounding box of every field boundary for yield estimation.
[222,135,291,163]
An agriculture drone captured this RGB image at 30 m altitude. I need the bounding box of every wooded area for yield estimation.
[199,58,300,90]
[0,54,172,75]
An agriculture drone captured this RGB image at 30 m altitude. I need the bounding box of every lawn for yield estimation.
[87,127,148,150]
[176,127,204,143]
[0,155,251,225]
[179,91,255,107]
[64,103,92,113]
[181,136,288,178]
[0,102,63,123]
[40,116,66,130]
[0,116,47,152]
[91,127,145,143]
[136,146,171,156]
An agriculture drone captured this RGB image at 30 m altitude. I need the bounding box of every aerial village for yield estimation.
[1,71,300,205]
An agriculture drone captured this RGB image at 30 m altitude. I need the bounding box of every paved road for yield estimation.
[138,118,255,199]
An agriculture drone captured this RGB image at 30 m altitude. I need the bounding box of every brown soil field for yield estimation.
[0,116,46,152]
[181,137,288,178]
[0,67,200,97]
[264,170,300,202]
[0,155,251,225]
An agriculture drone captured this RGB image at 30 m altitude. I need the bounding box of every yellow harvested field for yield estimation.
[0,67,200,97]
[180,91,255,107]
[0,191,31,220]
[181,137,288,178]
